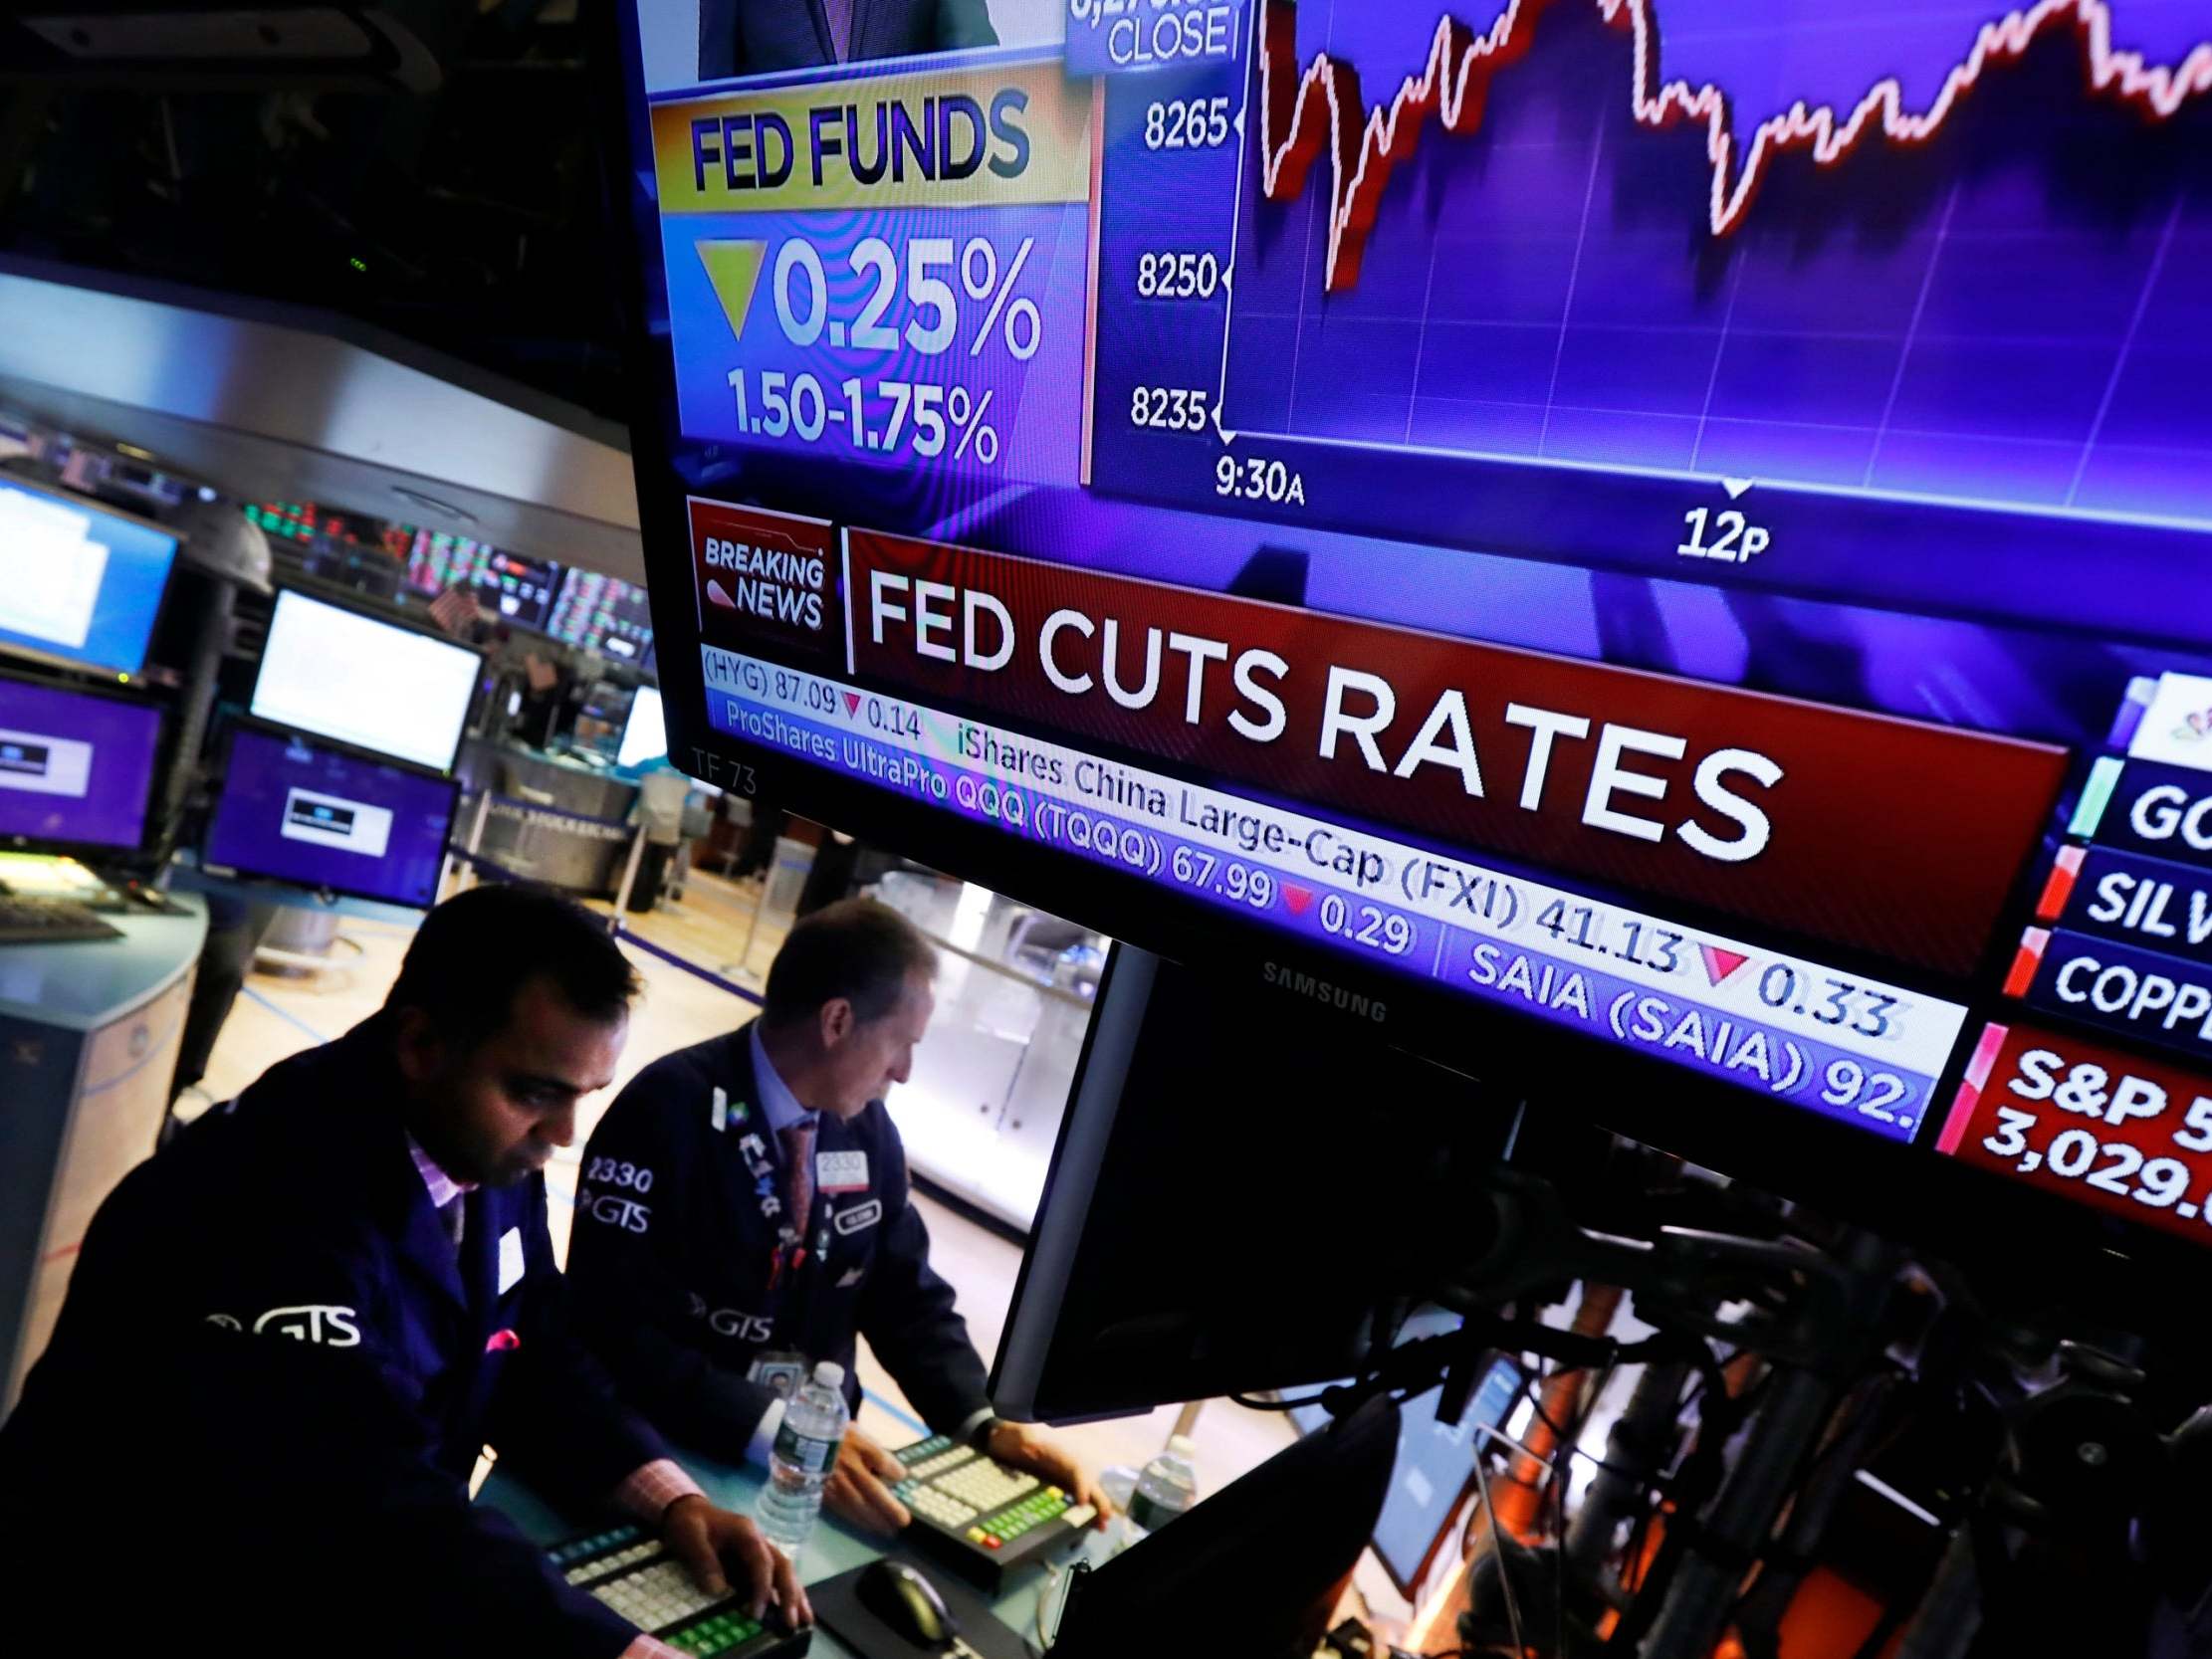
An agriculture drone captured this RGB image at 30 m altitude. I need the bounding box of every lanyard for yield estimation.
[732,1126,833,1308]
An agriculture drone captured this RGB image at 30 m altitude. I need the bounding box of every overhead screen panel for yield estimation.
[609,1,2212,1247]
[0,476,177,678]
[249,589,481,773]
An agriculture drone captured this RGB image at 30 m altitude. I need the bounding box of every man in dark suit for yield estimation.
[566,898,1108,1536]
[699,0,998,82]
[0,886,807,1657]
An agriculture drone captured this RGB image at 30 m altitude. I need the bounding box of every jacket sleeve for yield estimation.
[483,1181,675,1512]
[565,1064,785,1465]
[853,1120,993,1435]
[108,1186,641,1659]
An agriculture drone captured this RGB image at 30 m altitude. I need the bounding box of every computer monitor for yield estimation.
[0,474,178,679]
[203,724,460,909]
[991,947,1518,1422]
[617,685,667,769]
[604,1,2212,1270]
[249,587,482,773]
[0,671,163,854]
[1050,1394,1400,1659]
[1288,1321,1528,1598]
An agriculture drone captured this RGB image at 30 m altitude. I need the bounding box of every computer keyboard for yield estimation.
[892,1434,1095,1592]
[0,895,122,944]
[549,1525,810,1657]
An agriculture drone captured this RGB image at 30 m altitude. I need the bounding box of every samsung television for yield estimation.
[602,0,2212,1266]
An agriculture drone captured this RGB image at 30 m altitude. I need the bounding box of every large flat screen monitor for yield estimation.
[204,724,459,909]
[606,2,2212,1262]
[249,587,482,773]
[0,673,162,853]
[0,475,177,679]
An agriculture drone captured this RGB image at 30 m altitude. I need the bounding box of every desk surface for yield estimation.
[0,892,205,1031]
[484,1454,1098,1658]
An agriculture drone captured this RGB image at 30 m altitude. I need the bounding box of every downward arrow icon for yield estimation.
[841,692,861,717]
[1698,944,1750,985]
[1282,884,1314,915]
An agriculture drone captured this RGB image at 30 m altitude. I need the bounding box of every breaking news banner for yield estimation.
[834,528,2069,976]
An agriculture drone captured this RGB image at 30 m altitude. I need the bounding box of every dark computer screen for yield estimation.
[608,2,2212,1251]
[548,567,655,664]
[1290,1316,1528,1594]
[204,725,460,908]
[402,529,564,632]
[0,673,162,852]
[0,475,177,679]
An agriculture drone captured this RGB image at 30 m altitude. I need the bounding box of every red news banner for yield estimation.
[687,503,2068,977]
[1941,1022,2212,1244]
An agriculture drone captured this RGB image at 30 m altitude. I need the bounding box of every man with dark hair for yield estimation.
[568,898,1107,1535]
[0,886,808,1656]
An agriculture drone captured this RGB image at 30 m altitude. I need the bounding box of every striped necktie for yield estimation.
[779,1120,818,1235]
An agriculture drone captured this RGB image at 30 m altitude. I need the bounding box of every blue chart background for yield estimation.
[1227,0,2212,522]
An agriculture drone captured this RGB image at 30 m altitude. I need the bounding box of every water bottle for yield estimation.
[1118,1434,1199,1551]
[756,1360,849,1555]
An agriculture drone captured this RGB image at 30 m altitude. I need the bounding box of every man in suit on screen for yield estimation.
[698,0,998,81]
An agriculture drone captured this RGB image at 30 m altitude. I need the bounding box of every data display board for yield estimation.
[612,0,2212,1241]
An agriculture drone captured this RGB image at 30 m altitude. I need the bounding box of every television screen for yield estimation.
[205,725,460,908]
[403,529,563,632]
[608,2,2212,1248]
[249,588,482,773]
[549,567,656,663]
[0,475,177,678]
[618,684,669,769]
[0,674,162,852]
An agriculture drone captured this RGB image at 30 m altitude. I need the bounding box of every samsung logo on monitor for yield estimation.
[1261,962,1387,1023]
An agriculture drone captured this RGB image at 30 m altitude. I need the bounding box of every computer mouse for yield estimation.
[857,1557,959,1647]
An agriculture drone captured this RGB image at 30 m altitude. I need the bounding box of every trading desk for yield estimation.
[484,1449,1103,1657]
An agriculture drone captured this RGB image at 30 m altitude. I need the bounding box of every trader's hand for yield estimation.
[659,1495,813,1628]
[986,1421,1115,1531]
[824,1426,913,1536]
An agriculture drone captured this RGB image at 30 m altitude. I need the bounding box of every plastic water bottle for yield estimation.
[756,1361,849,1555]
[1119,1434,1199,1550]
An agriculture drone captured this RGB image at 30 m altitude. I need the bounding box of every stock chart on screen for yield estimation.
[619,0,2212,1227]
[1088,0,2212,639]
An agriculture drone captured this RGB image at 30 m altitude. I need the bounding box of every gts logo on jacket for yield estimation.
[579,1190,653,1234]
